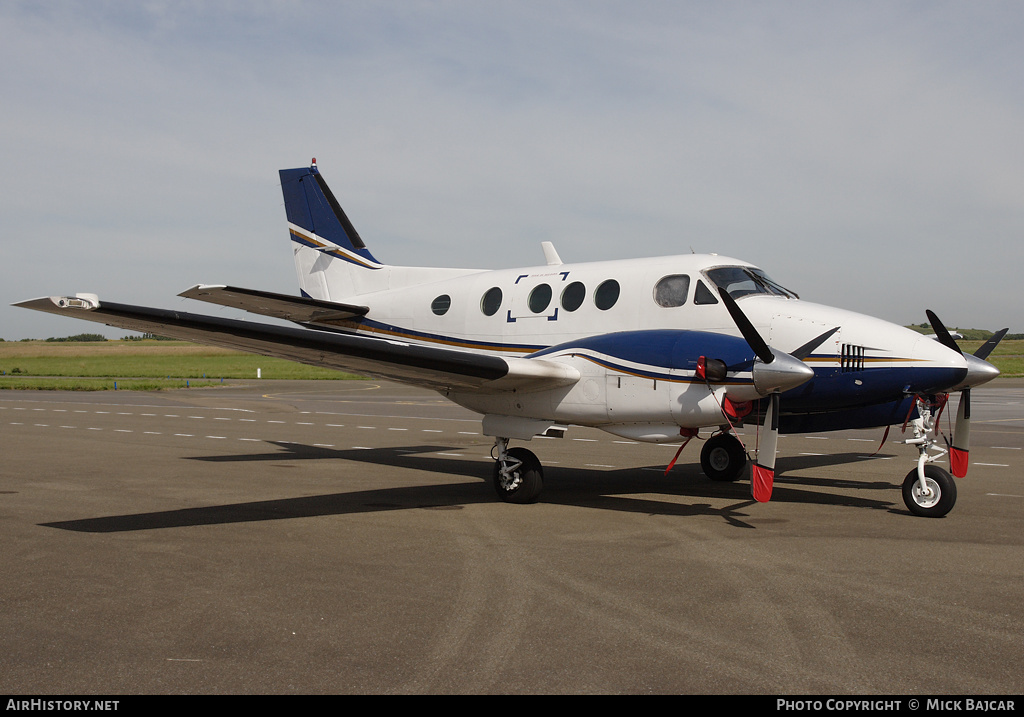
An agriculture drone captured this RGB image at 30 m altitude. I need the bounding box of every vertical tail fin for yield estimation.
[279,160,383,301]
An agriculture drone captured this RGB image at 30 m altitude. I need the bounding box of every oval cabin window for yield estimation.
[481,287,503,316]
[561,281,586,312]
[528,284,552,313]
[594,279,620,311]
[431,294,451,315]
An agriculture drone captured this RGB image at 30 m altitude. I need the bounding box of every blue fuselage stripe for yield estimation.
[341,324,962,409]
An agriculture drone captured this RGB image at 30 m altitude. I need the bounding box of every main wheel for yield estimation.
[902,465,957,518]
[700,433,747,482]
[493,446,543,504]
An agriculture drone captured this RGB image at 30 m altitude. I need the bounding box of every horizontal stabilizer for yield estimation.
[178,285,368,325]
[13,295,579,393]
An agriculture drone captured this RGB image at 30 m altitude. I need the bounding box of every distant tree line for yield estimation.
[122,333,176,341]
[6,333,179,342]
[44,333,108,342]
[905,324,1022,341]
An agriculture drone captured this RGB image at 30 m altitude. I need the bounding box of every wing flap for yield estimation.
[178,284,368,324]
[13,295,578,393]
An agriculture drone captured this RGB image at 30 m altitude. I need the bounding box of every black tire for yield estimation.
[902,465,957,518]
[493,447,543,504]
[700,433,747,482]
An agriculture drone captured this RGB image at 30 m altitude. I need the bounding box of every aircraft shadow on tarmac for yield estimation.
[40,441,903,533]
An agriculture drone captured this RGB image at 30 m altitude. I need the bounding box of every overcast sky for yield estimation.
[2,1,1022,340]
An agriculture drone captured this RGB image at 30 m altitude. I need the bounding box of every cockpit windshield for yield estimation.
[705,266,799,300]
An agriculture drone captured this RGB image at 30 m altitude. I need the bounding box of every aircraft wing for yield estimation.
[177,284,368,325]
[13,295,580,393]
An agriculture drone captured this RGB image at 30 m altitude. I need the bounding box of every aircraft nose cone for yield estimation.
[752,352,815,395]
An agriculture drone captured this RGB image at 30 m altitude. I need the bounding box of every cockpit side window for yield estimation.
[694,280,719,305]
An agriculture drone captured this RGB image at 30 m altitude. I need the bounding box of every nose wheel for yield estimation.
[902,465,956,518]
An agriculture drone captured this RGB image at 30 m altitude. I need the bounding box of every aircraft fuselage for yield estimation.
[304,251,967,440]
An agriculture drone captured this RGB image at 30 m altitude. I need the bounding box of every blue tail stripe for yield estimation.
[279,165,380,264]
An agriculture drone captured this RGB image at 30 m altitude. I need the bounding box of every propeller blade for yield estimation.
[716,286,813,397]
[950,388,971,478]
[718,288,774,364]
[926,310,963,355]
[790,326,840,361]
[752,393,779,503]
[974,328,1008,360]
[926,318,1004,478]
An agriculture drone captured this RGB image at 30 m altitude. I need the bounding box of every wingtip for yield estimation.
[178,284,227,299]
[12,294,100,312]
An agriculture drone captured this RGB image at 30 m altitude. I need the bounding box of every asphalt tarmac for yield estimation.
[1,379,1022,695]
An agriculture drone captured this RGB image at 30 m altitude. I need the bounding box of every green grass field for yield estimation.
[956,339,1024,376]
[0,340,365,390]
[1,338,1020,391]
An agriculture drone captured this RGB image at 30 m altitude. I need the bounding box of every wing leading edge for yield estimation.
[13,295,579,393]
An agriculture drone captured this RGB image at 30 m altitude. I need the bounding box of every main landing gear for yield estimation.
[492,437,543,504]
[700,432,747,482]
[492,430,751,503]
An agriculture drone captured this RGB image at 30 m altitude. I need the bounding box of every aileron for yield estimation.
[178,284,368,324]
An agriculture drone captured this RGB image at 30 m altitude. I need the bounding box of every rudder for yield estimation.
[279,160,383,300]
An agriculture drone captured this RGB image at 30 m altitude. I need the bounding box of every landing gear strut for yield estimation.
[492,437,543,504]
[700,432,747,482]
[900,396,957,517]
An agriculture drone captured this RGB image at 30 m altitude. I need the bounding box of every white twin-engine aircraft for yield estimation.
[16,160,1007,517]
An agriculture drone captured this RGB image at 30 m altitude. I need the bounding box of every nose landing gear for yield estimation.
[900,396,957,518]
